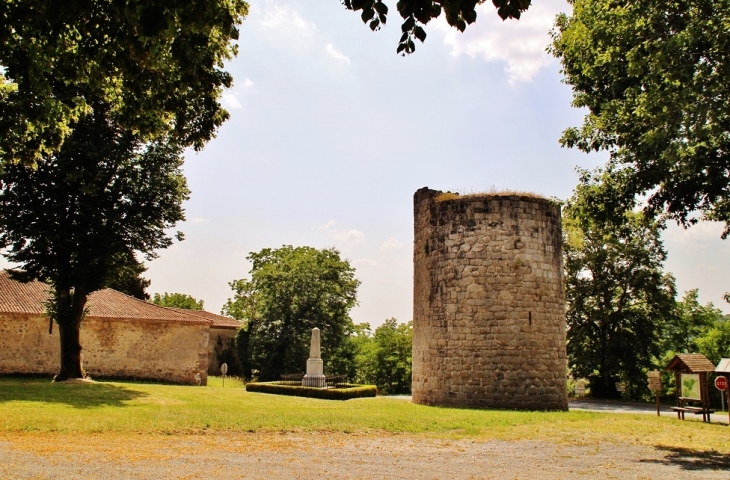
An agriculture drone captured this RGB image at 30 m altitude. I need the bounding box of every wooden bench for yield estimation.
[671,406,715,422]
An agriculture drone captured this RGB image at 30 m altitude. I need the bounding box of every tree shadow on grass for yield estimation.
[641,445,730,471]
[0,375,148,408]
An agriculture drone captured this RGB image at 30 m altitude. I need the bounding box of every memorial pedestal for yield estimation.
[302,328,327,388]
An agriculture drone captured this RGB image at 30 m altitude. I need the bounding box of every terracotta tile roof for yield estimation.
[0,271,51,314]
[170,308,242,329]
[87,290,210,325]
[0,271,209,325]
[666,353,716,373]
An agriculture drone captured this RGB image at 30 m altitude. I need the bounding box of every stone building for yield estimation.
[0,271,240,385]
[412,188,568,410]
[170,308,241,375]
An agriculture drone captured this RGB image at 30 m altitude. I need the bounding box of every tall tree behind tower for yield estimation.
[564,170,676,398]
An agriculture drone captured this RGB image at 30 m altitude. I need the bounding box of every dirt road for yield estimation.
[1,431,728,479]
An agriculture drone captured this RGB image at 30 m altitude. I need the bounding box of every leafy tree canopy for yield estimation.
[661,289,723,356]
[0,0,247,381]
[695,315,730,365]
[0,108,190,379]
[224,245,360,381]
[152,292,204,310]
[106,252,151,300]
[342,0,532,54]
[564,170,676,398]
[0,0,249,166]
[359,318,412,395]
[551,0,730,236]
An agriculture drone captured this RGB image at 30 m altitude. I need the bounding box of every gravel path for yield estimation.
[1,432,729,479]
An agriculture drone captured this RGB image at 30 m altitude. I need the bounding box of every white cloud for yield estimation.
[314,220,364,242]
[220,77,254,110]
[663,221,728,248]
[353,258,378,267]
[325,44,351,64]
[380,237,405,251]
[189,217,210,224]
[316,219,336,231]
[331,229,365,242]
[221,93,242,109]
[259,1,316,32]
[435,0,568,83]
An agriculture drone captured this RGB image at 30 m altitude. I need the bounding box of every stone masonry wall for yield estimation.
[0,314,208,385]
[412,188,568,410]
[0,314,59,374]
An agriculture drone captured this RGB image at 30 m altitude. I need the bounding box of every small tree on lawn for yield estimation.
[224,245,360,381]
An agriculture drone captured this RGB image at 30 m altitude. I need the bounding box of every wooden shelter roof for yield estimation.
[666,353,716,373]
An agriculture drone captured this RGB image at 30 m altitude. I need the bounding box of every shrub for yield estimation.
[245,382,376,400]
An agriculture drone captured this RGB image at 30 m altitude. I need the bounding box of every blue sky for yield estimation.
[3,0,729,323]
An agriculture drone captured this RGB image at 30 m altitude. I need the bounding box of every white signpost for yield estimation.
[221,362,228,387]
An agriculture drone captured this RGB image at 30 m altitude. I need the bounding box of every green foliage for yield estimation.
[661,289,723,356]
[235,325,253,380]
[245,382,377,400]
[695,318,730,365]
[564,171,676,399]
[0,0,248,381]
[0,0,249,166]
[0,104,190,379]
[213,336,242,377]
[350,319,413,394]
[105,252,151,300]
[223,245,360,381]
[351,323,378,383]
[342,0,531,55]
[551,0,730,236]
[152,292,204,310]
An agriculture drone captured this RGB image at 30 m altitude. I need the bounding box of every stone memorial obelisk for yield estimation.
[302,327,326,388]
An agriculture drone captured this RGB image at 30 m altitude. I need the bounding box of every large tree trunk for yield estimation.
[53,287,89,381]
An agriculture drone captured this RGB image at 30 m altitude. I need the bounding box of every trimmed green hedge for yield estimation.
[245,382,376,400]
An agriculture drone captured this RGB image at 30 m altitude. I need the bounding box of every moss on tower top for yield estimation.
[434,189,548,203]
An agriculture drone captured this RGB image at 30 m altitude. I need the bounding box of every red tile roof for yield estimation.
[170,308,242,329]
[0,271,49,314]
[0,271,209,325]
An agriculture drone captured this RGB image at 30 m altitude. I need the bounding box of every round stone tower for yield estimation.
[412,188,567,410]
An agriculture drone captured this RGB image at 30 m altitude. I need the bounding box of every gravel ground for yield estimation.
[1,432,729,479]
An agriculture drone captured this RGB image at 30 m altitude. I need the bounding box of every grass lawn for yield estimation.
[0,376,727,454]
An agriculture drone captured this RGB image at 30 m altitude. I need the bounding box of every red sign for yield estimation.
[716,376,728,391]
